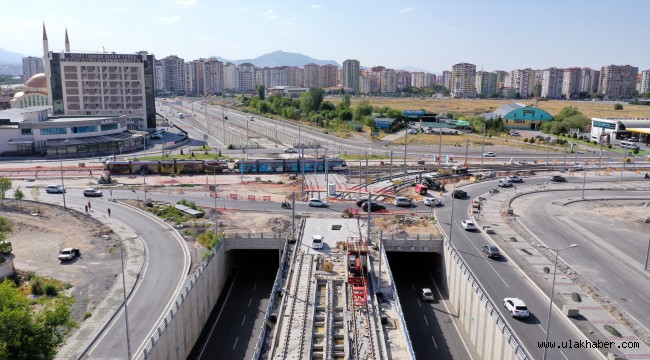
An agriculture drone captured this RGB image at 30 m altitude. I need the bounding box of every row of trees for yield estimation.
[0,177,41,211]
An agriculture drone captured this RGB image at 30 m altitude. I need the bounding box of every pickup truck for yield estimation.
[58,248,80,261]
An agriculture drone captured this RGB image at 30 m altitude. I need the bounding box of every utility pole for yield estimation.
[620,148,628,182]
[480,123,486,169]
[438,127,443,167]
[365,153,369,192]
[564,143,568,166]
[301,147,305,197]
[367,191,371,244]
[291,192,295,244]
[464,139,470,168]
[403,121,409,178]
[389,150,393,179]
[598,140,603,167]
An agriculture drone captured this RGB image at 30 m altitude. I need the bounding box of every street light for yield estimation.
[536,243,578,360]
[58,139,70,209]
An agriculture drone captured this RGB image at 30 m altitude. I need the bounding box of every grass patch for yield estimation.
[83,312,92,320]
[571,292,582,302]
[197,231,222,250]
[520,249,532,255]
[603,324,622,337]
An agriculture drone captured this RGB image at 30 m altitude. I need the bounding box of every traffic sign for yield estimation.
[403,110,425,117]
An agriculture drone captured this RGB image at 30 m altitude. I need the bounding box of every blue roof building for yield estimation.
[481,103,553,130]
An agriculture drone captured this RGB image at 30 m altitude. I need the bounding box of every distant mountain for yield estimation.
[0,48,24,64]
[233,50,339,68]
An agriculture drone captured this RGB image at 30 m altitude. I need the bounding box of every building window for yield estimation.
[514,120,524,123]
[40,128,67,135]
[71,126,97,133]
[101,123,118,131]
[21,128,33,135]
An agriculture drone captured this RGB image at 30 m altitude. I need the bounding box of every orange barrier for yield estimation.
[263,196,271,201]
[229,194,239,200]
[248,195,256,201]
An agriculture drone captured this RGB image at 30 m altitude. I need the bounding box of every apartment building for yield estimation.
[495,70,509,91]
[639,69,650,94]
[380,69,397,93]
[160,55,186,96]
[303,63,320,88]
[154,60,164,94]
[412,72,434,89]
[475,71,497,97]
[442,70,452,90]
[223,63,237,91]
[22,56,44,80]
[599,65,638,99]
[451,63,476,98]
[562,67,582,99]
[319,64,338,88]
[579,68,600,95]
[342,59,360,93]
[541,67,564,99]
[237,63,255,92]
[396,70,412,91]
[506,69,532,98]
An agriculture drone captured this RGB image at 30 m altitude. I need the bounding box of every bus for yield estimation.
[619,141,639,149]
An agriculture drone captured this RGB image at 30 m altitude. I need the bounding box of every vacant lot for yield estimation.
[333,98,649,119]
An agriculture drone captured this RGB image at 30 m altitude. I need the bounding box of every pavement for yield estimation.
[55,201,145,360]
[471,180,650,359]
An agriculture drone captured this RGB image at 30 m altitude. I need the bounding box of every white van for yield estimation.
[312,235,324,250]
[620,141,638,149]
[100,155,116,163]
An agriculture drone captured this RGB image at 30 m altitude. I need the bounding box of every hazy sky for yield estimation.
[3,0,650,72]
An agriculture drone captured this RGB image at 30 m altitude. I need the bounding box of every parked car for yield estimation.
[483,152,496,157]
[284,147,297,153]
[312,235,324,250]
[58,247,80,261]
[482,245,502,259]
[627,137,639,142]
[83,188,103,197]
[421,288,434,301]
[423,197,442,207]
[452,189,467,199]
[461,220,476,231]
[308,198,328,207]
[150,133,162,140]
[100,155,116,163]
[362,203,386,212]
[408,129,418,135]
[551,175,566,182]
[393,197,412,207]
[503,298,530,318]
[507,175,523,183]
[498,179,513,188]
[46,184,66,194]
[356,199,369,207]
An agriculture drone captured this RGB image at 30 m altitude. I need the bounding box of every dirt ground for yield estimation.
[2,200,120,321]
[583,200,650,229]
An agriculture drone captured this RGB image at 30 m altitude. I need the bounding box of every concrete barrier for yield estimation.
[0,258,15,279]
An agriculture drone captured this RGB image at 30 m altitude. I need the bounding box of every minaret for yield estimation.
[64,27,70,52]
[43,23,53,107]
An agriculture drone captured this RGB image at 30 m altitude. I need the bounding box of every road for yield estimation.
[40,190,190,359]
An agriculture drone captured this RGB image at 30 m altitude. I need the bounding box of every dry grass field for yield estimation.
[332,98,650,119]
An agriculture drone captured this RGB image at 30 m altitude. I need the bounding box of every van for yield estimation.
[101,155,116,163]
[312,235,324,250]
[498,179,513,188]
[415,183,428,195]
[393,197,412,207]
[620,141,638,149]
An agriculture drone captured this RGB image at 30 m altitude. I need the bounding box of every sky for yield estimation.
[2,0,650,73]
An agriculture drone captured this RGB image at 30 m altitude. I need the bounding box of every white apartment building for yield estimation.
[380,69,397,93]
[451,63,476,98]
[160,55,186,95]
[475,71,497,97]
[562,67,582,99]
[541,67,564,99]
[359,75,370,94]
[442,70,452,90]
[22,56,44,80]
[506,69,532,98]
[342,59,360,93]
[237,63,255,92]
[303,63,320,88]
[640,69,650,94]
[223,63,237,91]
[599,65,638,99]
[396,70,412,91]
[154,60,164,94]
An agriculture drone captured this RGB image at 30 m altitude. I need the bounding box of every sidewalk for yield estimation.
[471,179,650,359]
[55,202,145,360]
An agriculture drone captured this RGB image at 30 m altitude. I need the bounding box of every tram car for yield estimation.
[105,159,229,174]
[233,158,347,173]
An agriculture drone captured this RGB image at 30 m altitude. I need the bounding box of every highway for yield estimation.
[40,190,190,359]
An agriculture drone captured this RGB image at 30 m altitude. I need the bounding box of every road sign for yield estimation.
[403,110,425,117]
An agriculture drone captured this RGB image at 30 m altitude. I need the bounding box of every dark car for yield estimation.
[356,199,368,207]
[482,245,501,259]
[452,189,467,199]
[362,203,386,212]
[551,175,566,182]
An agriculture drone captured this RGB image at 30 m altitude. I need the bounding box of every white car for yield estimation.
[483,152,496,157]
[507,175,523,183]
[83,188,103,197]
[46,184,66,194]
[503,297,530,318]
[312,235,324,249]
[460,220,476,231]
[498,179,513,188]
[423,197,442,207]
[308,198,328,207]
[284,147,297,153]
[393,197,412,207]
[421,288,434,301]
[408,129,418,135]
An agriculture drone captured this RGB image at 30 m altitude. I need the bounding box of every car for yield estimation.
[421,288,434,301]
[312,235,324,250]
[362,203,386,212]
[46,184,66,194]
[58,247,80,261]
[498,179,513,188]
[507,175,523,183]
[461,220,476,231]
[308,198,328,207]
[393,197,412,207]
[482,245,502,259]
[627,137,639,142]
[83,188,103,197]
[503,298,530,318]
[551,175,566,182]
[423,197,442,207]
[408,129,418,135]
[356,199,369,207]
[284,147,297,153]
[483,152,496,157]
[150,133,162,140]
[452,189,467,199]
[100,155,116,163]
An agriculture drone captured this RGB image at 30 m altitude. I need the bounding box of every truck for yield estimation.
[421,176,443,190]
[58,248,80,261]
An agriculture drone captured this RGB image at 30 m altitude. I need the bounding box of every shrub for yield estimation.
[509,237,518,242]
[543,266,550,274]
[523,138,529,143]
[571,292,582,302]
[227,144,234,150]
[31,278,44,296]
[83,312,92,320]
[607,144,612,149]
[44,284,58,296]
[603,324,622,337]
[613,103,623,110]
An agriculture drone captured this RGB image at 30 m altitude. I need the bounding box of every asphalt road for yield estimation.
[513,189,650,330]
[41,191,190,359]
[189,250,278,360]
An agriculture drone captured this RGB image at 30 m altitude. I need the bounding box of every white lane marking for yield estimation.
[417,298,422,308]
[248,298,252,308]
[559,350,569,360]
[196,271,238,359]
[538,324,546,333]
[241,315,246,327]
[411,283,416,291]
[431,335,438,349]
[638,294,650,304]
[423,314,429,326]
[253,281,257,290]
[455,219,509,287]
[233,336,239,350]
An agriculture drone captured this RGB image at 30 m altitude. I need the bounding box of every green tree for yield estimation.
[257,85,265,100]
[613,103,623,110]
[299,88,324,114]
[0,177,12,207]
[13,186,24,209]
[340,94,351,109]
[354,100,373,121]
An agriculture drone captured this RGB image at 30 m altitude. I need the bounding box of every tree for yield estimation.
[354,101,373,121]
[0,177,11,207]
[257,85,265,100]
[13,186,24,209]
[340,94,351,110]
[299,88,324,114]
[613,103,623,110]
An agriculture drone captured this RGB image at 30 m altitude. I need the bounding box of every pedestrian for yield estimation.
[107,208,111,217]
[89,170,93,177]
[84,205,88,214]
[88,201,91,210]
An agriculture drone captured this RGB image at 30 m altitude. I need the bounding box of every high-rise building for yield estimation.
[204,58,223,95]
[342,59,360,93]
[451,63,476,98]
[154,60,164,94]
[43,26,155,129]
[579,68,599,95]
[599,65,638,99]
[641,69,650,94]
[475,71,497,98]
[303,63,320,88]
[380,69,397,93]
[223,63,237,91]
[22,56,44,80]
[562,68,582,99]
[396,70,412,91]
[359,75,370,94]
[495,70,509,91]
[237,63,255,92]
[442,70,452,90]
[319,64,339,88]
[412,72,434,89]
[160,55,186,96]
[507,69,532,98]
[541,68,564,99]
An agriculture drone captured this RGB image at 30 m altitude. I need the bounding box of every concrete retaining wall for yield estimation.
[443,239,529,360]
[137,242,232,360]
[0,258,14,279]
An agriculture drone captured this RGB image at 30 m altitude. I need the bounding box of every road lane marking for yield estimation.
[196,270,238,359]
[233,336,239,350]
[559,350,569,360]
[431,335,438,349]
[417,298,422,307]
[538,324,546,333]
[638,294,650,303]
[248,298,252,308]
[253,281,257,290]
[455,219,509,287]
[241,315,246,326]
[411,283,415,291]
[423,315,429,326]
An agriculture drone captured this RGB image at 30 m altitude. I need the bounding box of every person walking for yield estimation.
[84,205,88,214]
[87,201,91,210]
[107,208,111,217]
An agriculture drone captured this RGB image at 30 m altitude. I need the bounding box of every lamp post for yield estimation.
[448,182,457,248]
[403,119,409,178]
[480,123,486,169]
[58,139,70,209]
[620,147,628,182]
[536,243,578,360]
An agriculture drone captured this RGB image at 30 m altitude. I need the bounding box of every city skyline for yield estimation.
[1,0,650,72]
